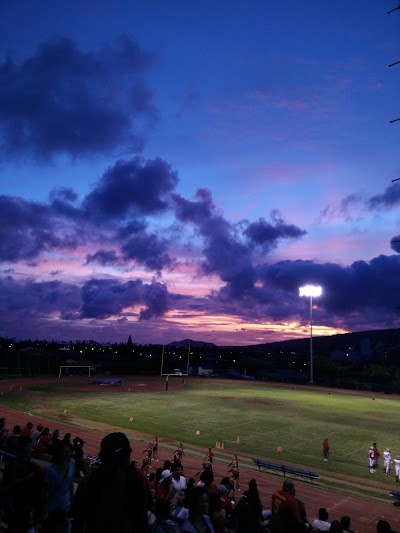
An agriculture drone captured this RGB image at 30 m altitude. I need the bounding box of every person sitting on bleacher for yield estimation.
[377,520,396,533]
[311,507,331,531]
[31,423,44,449]
[47,429,61,456]
[2,435,45,531]
[20,421,34,438]
[0,417,8,448]
[3,425,21,456]
[34,427,51,455]
[340,515,354,533]
[270,479,308,532]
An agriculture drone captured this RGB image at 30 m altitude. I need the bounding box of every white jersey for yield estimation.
[383,450,391,463]
[383,450,392,474]
[368,448,374,467]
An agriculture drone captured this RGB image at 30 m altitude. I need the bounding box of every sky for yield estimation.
[0,1,400,346]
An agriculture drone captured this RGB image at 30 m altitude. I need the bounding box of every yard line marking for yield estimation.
[345,444,369,457]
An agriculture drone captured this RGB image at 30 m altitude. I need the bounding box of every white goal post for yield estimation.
[59,365,91,378]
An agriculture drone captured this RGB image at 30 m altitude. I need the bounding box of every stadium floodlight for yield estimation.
[299,285,322,385]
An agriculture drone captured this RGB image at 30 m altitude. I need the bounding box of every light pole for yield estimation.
[299,285,322,384]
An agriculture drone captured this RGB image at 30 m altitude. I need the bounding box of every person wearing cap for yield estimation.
[71,431,149,532]
[156,468,174,504]
[383,448,392,475]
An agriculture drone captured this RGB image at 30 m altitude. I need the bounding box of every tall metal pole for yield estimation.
[310,295,314,384]
[299,285,321,385]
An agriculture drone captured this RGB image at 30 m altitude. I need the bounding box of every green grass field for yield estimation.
[2,377,400,484]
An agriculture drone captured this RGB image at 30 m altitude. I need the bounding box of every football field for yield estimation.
[1,376,399,483]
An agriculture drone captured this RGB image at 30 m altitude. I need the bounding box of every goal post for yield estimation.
[59,365,91,378]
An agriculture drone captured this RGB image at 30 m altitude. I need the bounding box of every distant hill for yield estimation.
[167,338,217,348]
[169,328,400,353]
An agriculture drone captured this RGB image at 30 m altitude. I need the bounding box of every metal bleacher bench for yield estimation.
[253,458,319,482]
[390,490,400,505]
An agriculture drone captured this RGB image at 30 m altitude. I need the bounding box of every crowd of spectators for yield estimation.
[0,417,396,532]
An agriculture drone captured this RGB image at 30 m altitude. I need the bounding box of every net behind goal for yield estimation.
[59,365,91,378]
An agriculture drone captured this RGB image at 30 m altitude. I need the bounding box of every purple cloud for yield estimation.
[244,211,307,251]
[366,183,400,211]
[83,157,178,219]
[85,250,123,267]
[0,195,79,261]
[0,35,156,161]
[80,278,170,320]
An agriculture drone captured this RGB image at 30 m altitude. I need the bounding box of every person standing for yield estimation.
[383,448,392,475]
[205,447,214,465]
[393,455,400,482]
[372,442,380,472]
[369,446,375,473]
[322,438,329,461]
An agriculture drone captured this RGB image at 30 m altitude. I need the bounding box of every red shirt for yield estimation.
[21,427,33,438]
[34,434,50,454]
[156,481,173,501]
[271,489,302,523]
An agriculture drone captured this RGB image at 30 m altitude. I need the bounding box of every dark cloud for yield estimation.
[80,278,170,320]
[85,250,122,267]
[244,210,306,251]
[390,236,400,254]
[83,156,178,219]
[117,220,148,239]
[173,190,306,298]
[259,255,400,319]
[121,233,172,272]
[366,183,400,211]
[0,35,156,161]
[0,276,80,315]
[172,189,255,293]
[49,187,78,204]
[0,195,79,261]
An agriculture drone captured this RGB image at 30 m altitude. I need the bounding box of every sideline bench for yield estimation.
[253,458,319,482]
[390,490,400,505]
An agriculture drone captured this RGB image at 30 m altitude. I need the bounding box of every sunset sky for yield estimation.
[1,1,400,346]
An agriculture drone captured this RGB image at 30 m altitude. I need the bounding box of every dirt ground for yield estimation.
[0,375,399,532]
